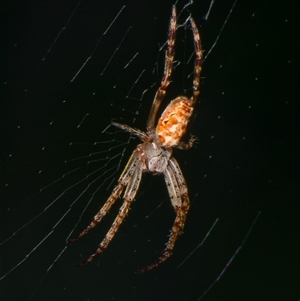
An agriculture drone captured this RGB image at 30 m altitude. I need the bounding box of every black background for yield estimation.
[1,0,298,301]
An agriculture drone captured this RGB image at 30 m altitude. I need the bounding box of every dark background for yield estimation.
[1,0,298,300]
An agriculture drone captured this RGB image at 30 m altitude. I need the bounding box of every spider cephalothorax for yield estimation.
[69,5,202,272]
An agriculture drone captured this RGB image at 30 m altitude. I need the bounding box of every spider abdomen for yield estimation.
[156,96,193,147]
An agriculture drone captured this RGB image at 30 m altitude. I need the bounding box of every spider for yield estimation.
[69,6,202,272]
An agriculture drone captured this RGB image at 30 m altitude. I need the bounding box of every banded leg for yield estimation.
[147,6,177,134]
[69,151,141,244]
[189,17,203,106]
[139,157,190,272]
[78,163,143,266]
[112,121,149,142]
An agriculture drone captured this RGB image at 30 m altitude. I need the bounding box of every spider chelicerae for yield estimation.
[69,6,202,272]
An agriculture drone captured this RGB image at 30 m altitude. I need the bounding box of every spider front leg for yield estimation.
[69,150,141,246]
[138,157,190,273]
[78,161,143,266]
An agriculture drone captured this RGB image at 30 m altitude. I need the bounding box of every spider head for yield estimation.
[138,142,172,173]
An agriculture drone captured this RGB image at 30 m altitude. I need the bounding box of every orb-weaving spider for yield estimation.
[69,6,202,272]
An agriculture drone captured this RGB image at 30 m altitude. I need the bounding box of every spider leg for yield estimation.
[69,151,141,244]
[176,134,197,150]
[139,157,190,272]
[147,5,177,134]
[78,162,143,266]
[112,121,149,142]
[189,17,203,106]
[169,157,190,213]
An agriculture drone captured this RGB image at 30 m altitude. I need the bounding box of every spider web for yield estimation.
[1,1,298,301]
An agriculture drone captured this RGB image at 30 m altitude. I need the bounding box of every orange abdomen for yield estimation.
[156,96,193,147]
